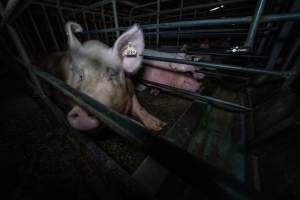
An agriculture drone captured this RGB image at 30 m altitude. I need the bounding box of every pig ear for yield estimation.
[112,24,144,74]
[65,21,83,51]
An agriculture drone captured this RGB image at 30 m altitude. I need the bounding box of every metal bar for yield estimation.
[101,6,109,44]
[76,133,154,200]
[81,13,300,33]
[131,0,248,19]
[83,12,90,40]
[17,17,35,56]
[244,0,267,50]
[266,0,300,69]
[31,1,117,18]
[148,48,266,59]
[145,34,266,40]
[13,21,33,59]
[93,14,100,40]
[142,32,267,39]
[0,2,69,129]
[71,0,111,15]
[283,37,300,71]
[0,0,31,27]
[256,6,280,56]
[58,8,65,24]
[129,0,164,23]
[176,0,183,47]
[31,65,258,199]
[57,6,67,49]
[72,9,77,21]
[5,24,69,128]
[156,0,160,48]
[79,27,276,36]
[282,56,300,89]
[112,0,120,37]
[142,55,294,78]
[140,79,251,113]
[42,5,60,51]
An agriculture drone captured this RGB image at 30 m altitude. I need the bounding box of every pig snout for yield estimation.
[67,105,100,131]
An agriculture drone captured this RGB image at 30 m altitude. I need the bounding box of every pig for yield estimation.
[143,49,196,73]
[143,49,206,80]
[41,21,167,132]
[136,49,205,95]
[188,40,212,62]
[141,65,202,92]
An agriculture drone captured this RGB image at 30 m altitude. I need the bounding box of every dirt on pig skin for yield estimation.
[0,75,138,200]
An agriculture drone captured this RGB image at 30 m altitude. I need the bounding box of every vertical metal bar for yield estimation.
[57,2,67,48]
[0,0,28,26]
[83,12,90,40]
[58,7,65,25]
[17,17,35,56]
[101,6,109,44]
[257,7,280,55]
[190,9,197,44]
[42,5,60,51]
[256,23,272,55]
[282,56,300,89]
[282,37,300,71]
[6,25,42,94]
[13,21,33,59]
[72,9,77,21]
[148,16,151,46]
[266,0,300,69]
[244,0,267,50]
[0,2,70,129]
[156,0,160,48]
[176,0,183,47]
[93,14,100,40]
[112,0,120,37]
[7,25,70,128]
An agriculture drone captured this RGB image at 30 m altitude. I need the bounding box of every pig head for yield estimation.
[42,22,166,131]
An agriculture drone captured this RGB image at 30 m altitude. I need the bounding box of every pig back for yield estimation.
[39,52,70,82]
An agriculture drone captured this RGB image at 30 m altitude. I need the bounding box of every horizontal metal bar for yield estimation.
[30,1,128,19]
[79,27,275,37]
[142,55,294,78]
[146,47,267,59]
[144,27,277,35]
[81,13,300,34]
[71,0,112,15]
[131,0,248,19]
[144,32,266,39]
[139,79,251,113]
[31,65,258,199]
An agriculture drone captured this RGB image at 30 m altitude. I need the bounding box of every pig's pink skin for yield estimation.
[143,51,196,72]
[142,65,201,92]
[67,105,100,131]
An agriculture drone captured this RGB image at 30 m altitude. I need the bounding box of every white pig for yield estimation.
[41,22,167,132]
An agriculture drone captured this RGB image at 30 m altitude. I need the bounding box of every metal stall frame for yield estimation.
[82,13,300,33]
[243,0,267,51]
[1,1,299,199]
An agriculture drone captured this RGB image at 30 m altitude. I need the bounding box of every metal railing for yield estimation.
[1,0,300,199]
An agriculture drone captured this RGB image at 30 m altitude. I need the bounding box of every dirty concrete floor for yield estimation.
[0,75,136,199]
[0,72,192,199]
